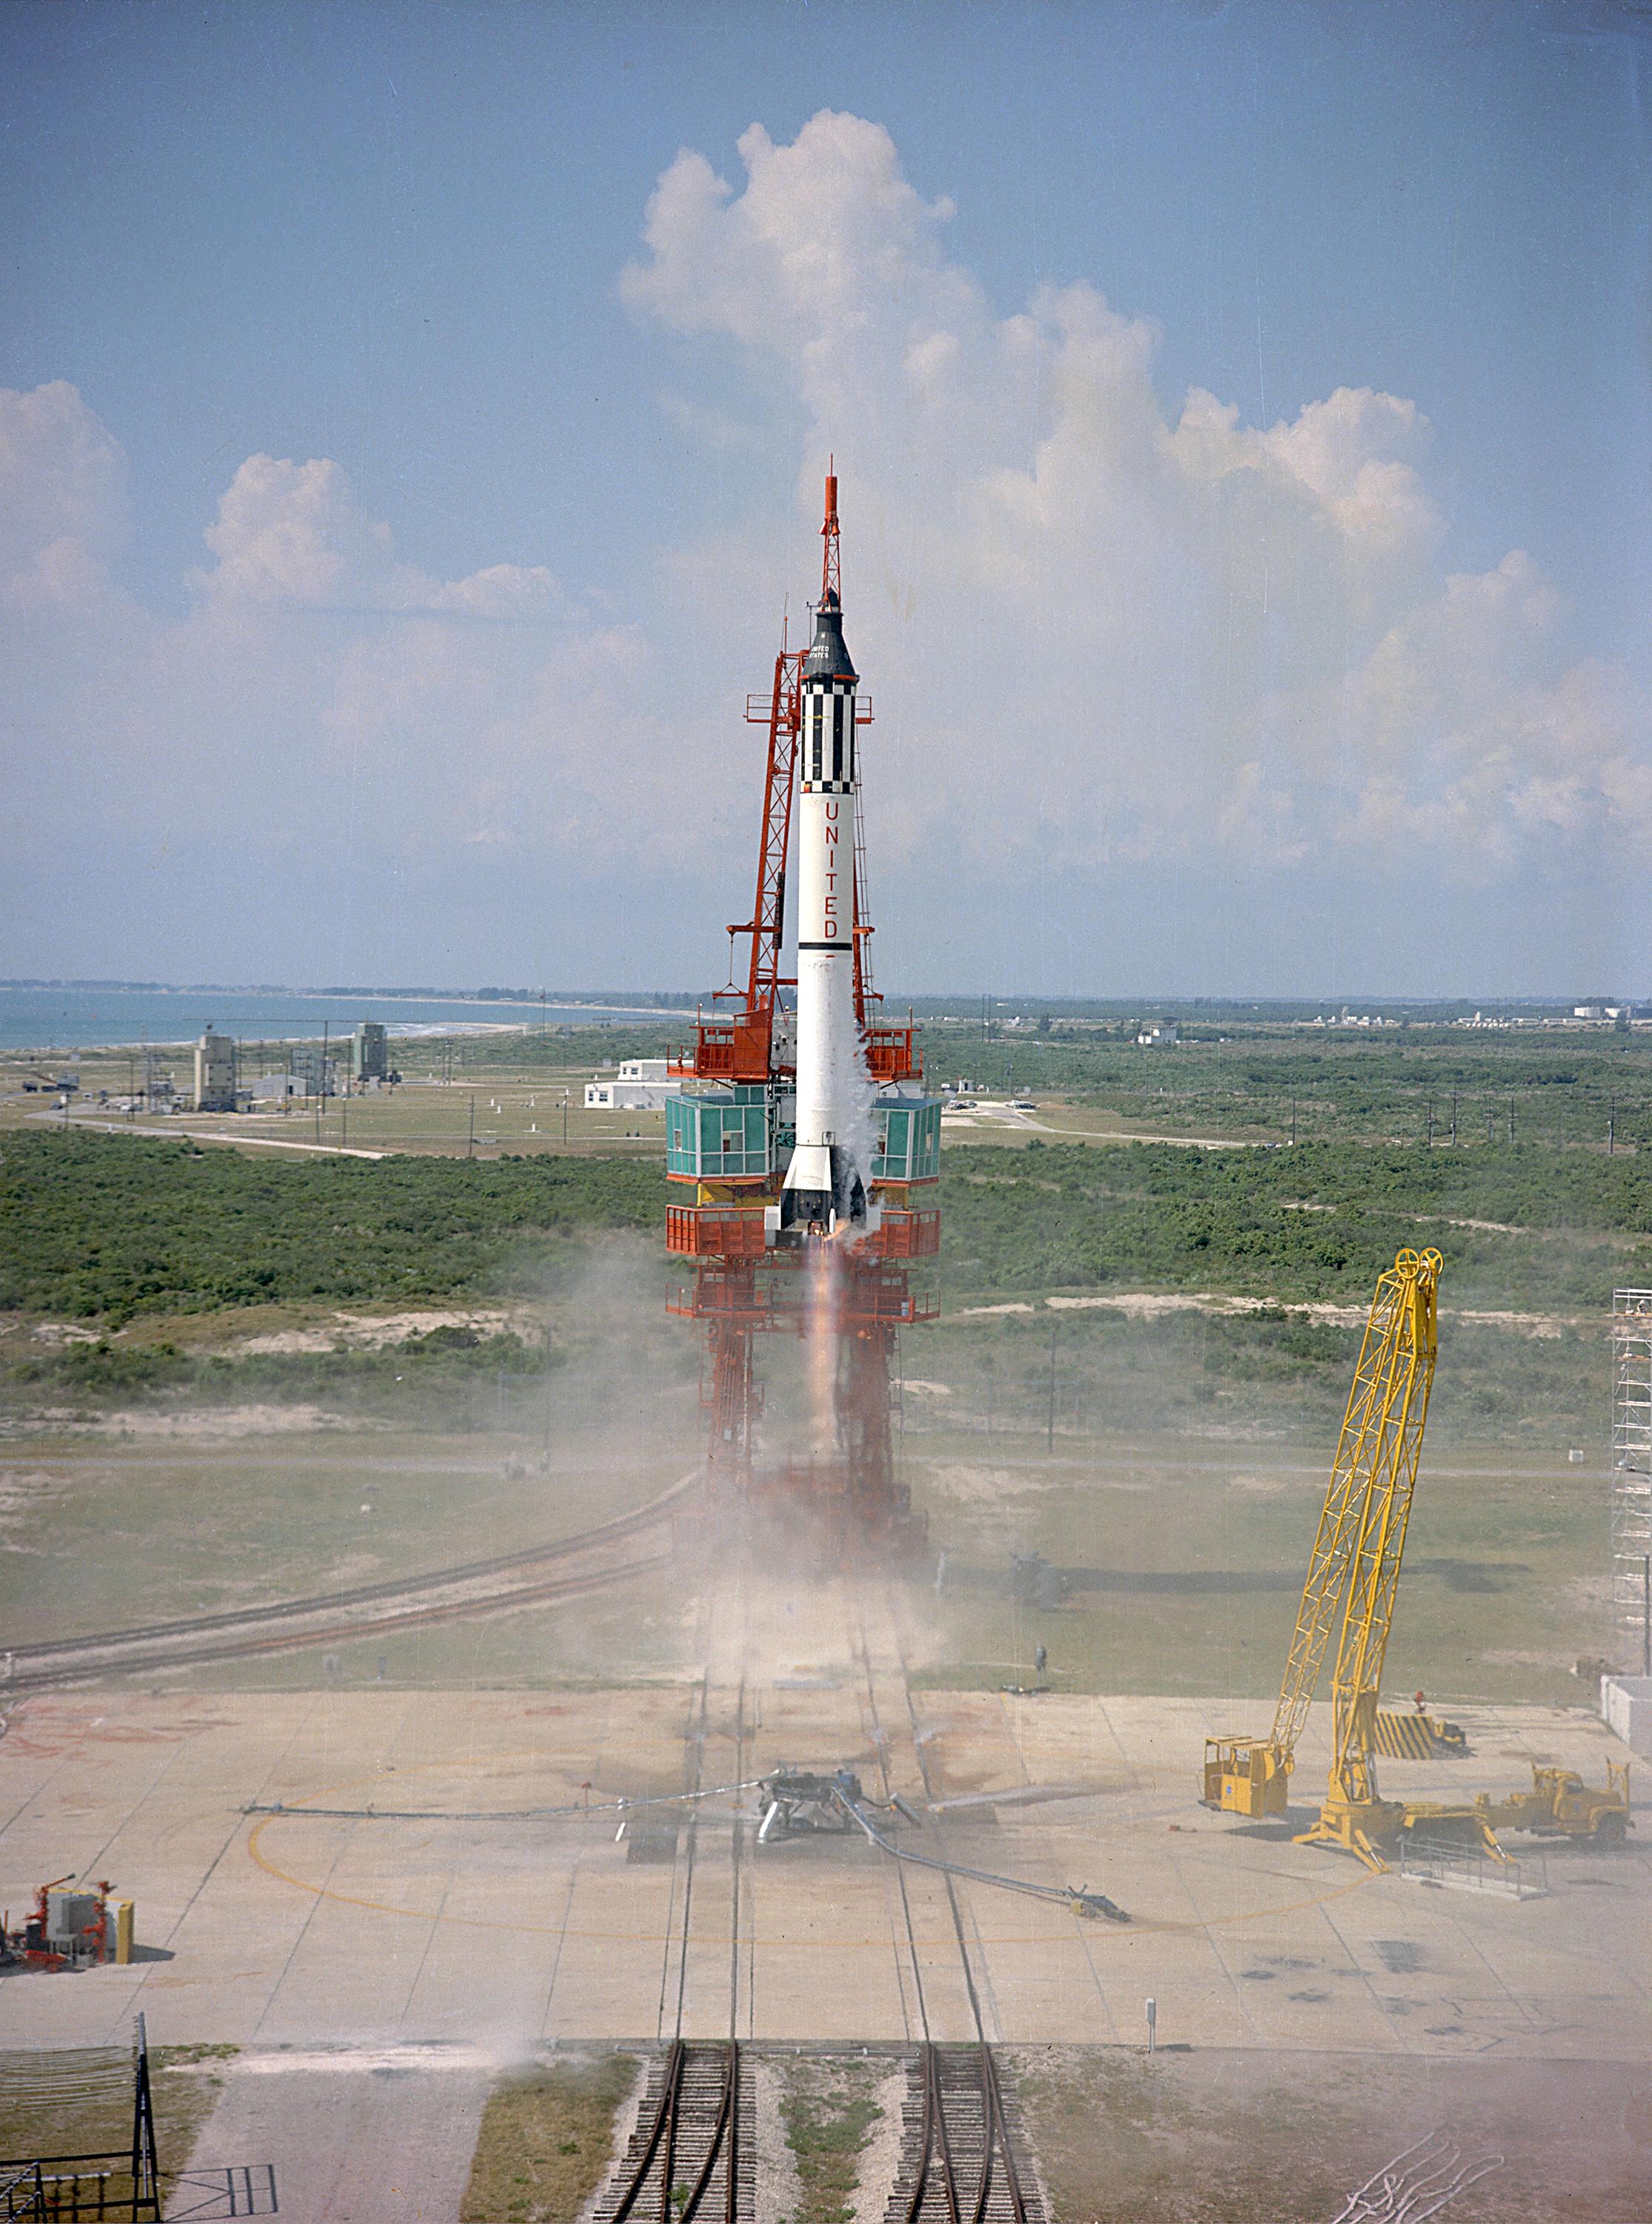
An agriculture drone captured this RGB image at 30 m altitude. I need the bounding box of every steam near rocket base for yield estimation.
[780,500,872,1240]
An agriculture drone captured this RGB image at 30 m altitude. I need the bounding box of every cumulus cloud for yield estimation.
[0,379,127,583]
[624,110,1650,883]
[4,111,1645,988]
[0,383,711,952]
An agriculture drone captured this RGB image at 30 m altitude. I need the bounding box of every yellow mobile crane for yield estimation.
[1293,1250,1507,1868]
[1203,1248,1458,1858]
[1206,1245,1630,1869]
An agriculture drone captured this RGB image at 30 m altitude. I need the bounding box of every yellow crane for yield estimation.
[1292,1248,1507,1868]
[1203,1248,1453,1858]
[1205,1243,1631,1871]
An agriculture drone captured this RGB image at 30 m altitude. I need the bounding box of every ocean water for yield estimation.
[0,984,680,1053]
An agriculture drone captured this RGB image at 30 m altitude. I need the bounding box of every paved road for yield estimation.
[182,2045,493,2223]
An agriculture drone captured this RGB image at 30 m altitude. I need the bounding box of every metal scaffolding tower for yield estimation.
[1611,1290,1652,1667]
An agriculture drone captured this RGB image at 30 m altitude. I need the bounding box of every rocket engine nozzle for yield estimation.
[778,1142,867,1239]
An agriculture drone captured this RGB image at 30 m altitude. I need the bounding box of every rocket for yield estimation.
[780,474,872,1237]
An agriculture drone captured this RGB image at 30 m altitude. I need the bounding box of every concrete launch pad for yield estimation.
[0,1654,1643,2061]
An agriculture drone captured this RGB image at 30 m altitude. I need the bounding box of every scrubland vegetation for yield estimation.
[2,1024,1647,1442]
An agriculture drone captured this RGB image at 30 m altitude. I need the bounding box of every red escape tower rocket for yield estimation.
[665,474,941,1549]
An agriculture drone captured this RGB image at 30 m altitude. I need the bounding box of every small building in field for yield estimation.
[586,1057,684,1112]
[1136,1021,1179,1048]
[288,1046,340,1097]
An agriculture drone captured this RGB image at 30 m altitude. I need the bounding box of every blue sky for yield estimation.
[4,1,1648,995]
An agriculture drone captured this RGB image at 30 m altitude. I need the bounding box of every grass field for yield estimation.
[0,1409,1613,1707]
[0,2043,235,2184]
[459,2051,637,2224]
[1016,2046,1648,2224]
[903,1429,1603,1708]
[7,1006,1651,1154]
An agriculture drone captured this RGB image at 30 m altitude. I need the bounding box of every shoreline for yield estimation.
[0,997,694,1059]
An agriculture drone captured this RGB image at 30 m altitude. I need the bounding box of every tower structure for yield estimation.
[1611,1290,1652,1661]
[664,474,941,1550]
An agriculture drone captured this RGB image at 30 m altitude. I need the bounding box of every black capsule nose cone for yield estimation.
[803,589,856,682]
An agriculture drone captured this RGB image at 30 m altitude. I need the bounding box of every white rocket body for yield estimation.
[780,590,872,1234]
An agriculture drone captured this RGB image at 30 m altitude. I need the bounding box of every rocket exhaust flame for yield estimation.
[806,1241,839,1463]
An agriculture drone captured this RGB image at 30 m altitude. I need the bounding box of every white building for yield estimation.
[584,1057,684,1112]
[1136,1022,1179,1048]
[193,1029,237,1111]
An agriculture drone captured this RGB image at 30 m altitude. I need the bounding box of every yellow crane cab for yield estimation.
[1202,1735,1291,1818]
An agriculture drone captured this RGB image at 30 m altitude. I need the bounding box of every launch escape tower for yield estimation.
[664,475,941,1547]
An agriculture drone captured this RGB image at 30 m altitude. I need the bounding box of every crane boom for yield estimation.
[1201,1248,1443,1824]
[1297,1248,1443,1866]
[1268,1255,1439,1757]
[1204,1244,1619,1870]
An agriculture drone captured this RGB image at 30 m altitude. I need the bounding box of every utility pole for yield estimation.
[1508,1099,1516,1145]
[1450,1090,1458,1146]
[1609,1096,1616,1156]
[341,1092,348,1148]
[468,1094,476,1160]
[1290,1098,1296,1147]
[563,1091,569,1145]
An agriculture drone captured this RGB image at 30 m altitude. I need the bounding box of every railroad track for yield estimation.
[853,1609,1045,2224]
[2,1474,695,1692]
[892,2042,1040,2224]
[588,1591,1038,2224]
[594,2040,749,2224]
[597,1647,754,2224]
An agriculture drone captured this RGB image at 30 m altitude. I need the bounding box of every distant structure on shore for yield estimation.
[351,1021,388,1085]
[192,1029,236,1112]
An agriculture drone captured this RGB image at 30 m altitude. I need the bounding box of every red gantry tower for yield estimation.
[664,474,941,1553]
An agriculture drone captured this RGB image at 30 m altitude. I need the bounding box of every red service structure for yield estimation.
[666,474,941,1551]
[2,1876,135,1971]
